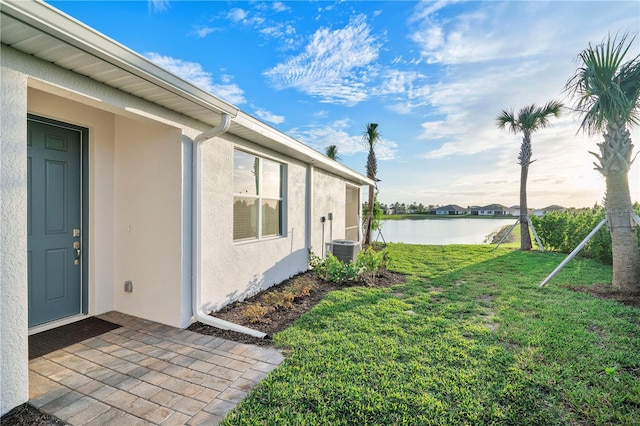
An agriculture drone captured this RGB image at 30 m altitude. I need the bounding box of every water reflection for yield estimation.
[376,218,517,245]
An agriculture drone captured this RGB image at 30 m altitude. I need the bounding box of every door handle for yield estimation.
[73,241,81,265]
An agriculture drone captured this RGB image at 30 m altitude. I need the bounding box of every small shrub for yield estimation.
[241,304,272,323]
[310,252,360,283]
[530,203,640,265]
[289,279,315,298]
[279,290,296,309]
[310,247,390,285]
[356,246,385,286]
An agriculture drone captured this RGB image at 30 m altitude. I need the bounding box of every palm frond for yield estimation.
[565,32,640,135]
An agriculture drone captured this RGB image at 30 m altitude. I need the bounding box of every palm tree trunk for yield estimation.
[605,171,640,292]
[364,185,374,245]
[519,164,532,250]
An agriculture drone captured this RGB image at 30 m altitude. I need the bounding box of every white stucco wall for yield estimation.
[199,136,309,311]
[113,116,185,326]
[310,169,350,255]
[1,65,29,415]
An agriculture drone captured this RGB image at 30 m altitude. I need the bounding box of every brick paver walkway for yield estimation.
[28,311,284,425]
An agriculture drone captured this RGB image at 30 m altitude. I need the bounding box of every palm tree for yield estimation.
[363,123,380,245]
[565,32,640,292]
[325,145,340,161]
[497,101,563,250]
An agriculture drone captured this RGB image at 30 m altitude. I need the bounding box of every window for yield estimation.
[345,185,360,242]
[233,150,284,241]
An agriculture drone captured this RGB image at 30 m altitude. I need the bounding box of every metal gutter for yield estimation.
[191,114,268,339]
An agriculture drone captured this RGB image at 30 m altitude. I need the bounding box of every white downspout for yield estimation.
[305,164,314,252]
[191,114,268,339]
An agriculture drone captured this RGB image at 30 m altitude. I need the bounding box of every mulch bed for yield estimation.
[187,269,407,346]
[1,404,66,426]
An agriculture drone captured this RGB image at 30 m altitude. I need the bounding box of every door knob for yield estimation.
[73,241,81,265]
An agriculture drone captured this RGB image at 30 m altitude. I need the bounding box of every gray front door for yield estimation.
[28,116,87,327]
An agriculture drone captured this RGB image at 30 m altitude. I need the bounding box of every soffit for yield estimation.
[0,2,237,127]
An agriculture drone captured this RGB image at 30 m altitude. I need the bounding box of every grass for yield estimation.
[223,245,640,425]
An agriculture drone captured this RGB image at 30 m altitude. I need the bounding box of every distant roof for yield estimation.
[435,204,466,211]
[480,204,508,210]
[542,205,564,211]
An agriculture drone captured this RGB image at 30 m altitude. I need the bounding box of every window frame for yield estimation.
[232,148,286,243]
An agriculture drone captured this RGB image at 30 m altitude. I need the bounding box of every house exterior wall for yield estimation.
[199,136,310,311]
[311,168,350,254]
[113,116,185,326]
[1,65,30,415]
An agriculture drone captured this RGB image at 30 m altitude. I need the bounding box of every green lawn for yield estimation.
[223,245,640,425]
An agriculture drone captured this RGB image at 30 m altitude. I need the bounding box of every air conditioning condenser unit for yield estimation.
[329,239,360,263]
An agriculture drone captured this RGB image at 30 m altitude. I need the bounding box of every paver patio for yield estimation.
[28,311,284,425]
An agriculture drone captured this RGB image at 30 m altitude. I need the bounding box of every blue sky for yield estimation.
[49,0,639,208]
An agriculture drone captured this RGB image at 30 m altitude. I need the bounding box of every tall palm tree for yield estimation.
[497,101,563,250]
[565,33,640,292]
[325,145,340,161]
[363,123,380,245]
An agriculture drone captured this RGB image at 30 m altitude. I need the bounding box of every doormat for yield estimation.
[29,317,121,360]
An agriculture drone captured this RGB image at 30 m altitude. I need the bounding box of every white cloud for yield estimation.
[264,15,380,105]
[254,108,285,125]
[144,52,246,105]
[227,8,248,23]
[226,7,265,27]
[288,119,397,160]
[272,2,289,13]
[148,0,169,13]
[193,26,217,38]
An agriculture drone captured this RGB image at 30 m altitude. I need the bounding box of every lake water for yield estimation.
[376,218,517,245]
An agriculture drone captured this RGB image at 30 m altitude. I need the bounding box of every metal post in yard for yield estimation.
[494,217,520,250]
[527,216,545,252]
[539,218,608,288]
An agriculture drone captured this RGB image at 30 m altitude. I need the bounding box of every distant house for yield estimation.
[473,204,509,216]
[435,204,467,215]
[507,205,520,216]
[533,205,565,217]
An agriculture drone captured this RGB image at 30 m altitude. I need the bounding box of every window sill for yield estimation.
[233,234,285,245]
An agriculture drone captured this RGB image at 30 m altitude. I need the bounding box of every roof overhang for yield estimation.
[0,0,373,186]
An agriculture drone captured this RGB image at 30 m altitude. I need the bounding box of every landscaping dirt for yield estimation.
[187,269,407,346]
[569,283,640,309]
[1,404,66,426]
